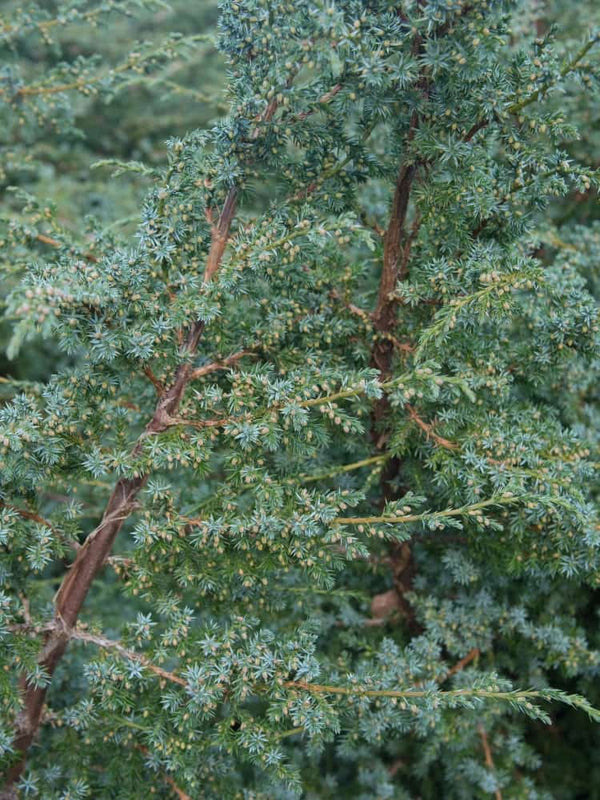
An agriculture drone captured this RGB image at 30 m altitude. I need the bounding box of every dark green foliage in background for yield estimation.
[0,1,600,798]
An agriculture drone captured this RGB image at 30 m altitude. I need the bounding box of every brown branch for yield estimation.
[202,97,279,286]
[385,333,414,355]
[167,415,227,430]
[162,773,192,800]
[367,16,457,629]
[35,233,98,263]
[405,404,458,451]
[0,501,80,553]
[203,187,238,283]
[329,289,372,325]
[190,349,254,380]
[388,646,480,701]
[478,724,503,800]
[369,122,421,629]
[372,158,418,342]
[471,217,489,240]
[294,83,343,122]
[143,366,164,395]
[366,17,486,634]
[0,501,56,531]
[370,589,402,623]
[442,647,480,682]
[399,210,422,277]
[463,119,489,143]
[359,210,385,238]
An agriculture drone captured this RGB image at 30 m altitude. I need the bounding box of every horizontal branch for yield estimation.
[190,350,254,380]
[0,501,80,553]
[35,233,98,263]
[64,629,600,722]
[332,495,517,527]
[281,682,585,709]
[69,628,187,686]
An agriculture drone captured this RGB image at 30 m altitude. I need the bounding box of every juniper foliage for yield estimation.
[0,0,224,382]
[1,1,600,798]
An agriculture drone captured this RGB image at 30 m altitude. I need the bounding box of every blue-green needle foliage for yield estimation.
[0,0,225,385]
[1,1,600,798]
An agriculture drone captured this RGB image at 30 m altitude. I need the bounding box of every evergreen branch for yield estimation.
[415,269,539,355]
[508,35,599,114]
[69,629,187,687]
[1,35,213,101]
[90,159,158,178]
[332,495,518,527]
[170,369,470,433]
[51,629,600,726]
[150,78,227,107]
[0,1,171,46]
[0,501,79,553]
[300,384,376,408]
[282,682,600,722]
[458,35,599,145]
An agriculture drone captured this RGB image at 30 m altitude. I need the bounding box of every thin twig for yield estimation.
[405,404,458,451]
[135,745,192,800]
[190,350,254,380]
[0,501,80,552]
[442,648,480,682]
[35,233,98,263]
[69,628,187,686]
[478,724,503,800]
[301,454,389,483]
